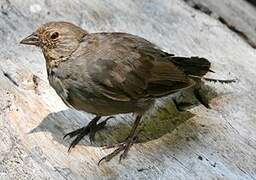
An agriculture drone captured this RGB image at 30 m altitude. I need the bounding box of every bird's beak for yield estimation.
[20,32,40,46]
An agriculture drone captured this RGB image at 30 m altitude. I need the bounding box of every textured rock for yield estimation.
[183,0,256,48]
[0,0,256,179]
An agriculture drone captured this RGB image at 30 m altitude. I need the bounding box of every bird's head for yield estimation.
[20,21,87,61]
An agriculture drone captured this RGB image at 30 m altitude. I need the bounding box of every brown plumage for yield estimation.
[20,21,213,163]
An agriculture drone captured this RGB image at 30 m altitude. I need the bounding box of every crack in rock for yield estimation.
[2,71,19,87]
[183,0,256,49]
[245,0,256,7]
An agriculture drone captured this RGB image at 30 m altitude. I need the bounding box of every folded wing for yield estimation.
[85,33,194,101]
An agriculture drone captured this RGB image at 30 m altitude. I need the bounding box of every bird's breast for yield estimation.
[47,69,73,108]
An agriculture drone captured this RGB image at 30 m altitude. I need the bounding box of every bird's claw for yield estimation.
[63,127,88,140]
[98,134,139,165]
[64,116,114,152]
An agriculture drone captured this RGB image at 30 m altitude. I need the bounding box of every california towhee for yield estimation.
[20,21,234,163]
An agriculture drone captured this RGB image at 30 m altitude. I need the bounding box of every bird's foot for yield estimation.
[98,131,140,165]
[63,116,113,152]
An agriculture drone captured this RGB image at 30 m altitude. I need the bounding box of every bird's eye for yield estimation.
[50,32,59,39]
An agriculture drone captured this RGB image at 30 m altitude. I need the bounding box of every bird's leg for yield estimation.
[64,116,113,151]
[98,115,142,164]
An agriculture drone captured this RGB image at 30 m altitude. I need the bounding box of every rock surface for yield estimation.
[0,0,256,179]
[184,0,256,48]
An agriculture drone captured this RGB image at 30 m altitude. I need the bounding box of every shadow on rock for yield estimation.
[29,101,194,148]
[29,83,219,149]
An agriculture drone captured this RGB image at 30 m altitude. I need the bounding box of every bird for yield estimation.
[20,21,235,164]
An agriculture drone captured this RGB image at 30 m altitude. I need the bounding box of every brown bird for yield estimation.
[20,21,234,163]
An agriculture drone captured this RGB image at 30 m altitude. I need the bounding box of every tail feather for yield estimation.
[170,56,212,76]
[189,75,237,84]
[169,56,237,84]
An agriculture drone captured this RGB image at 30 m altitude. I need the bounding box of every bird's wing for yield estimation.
[67,33,194,101]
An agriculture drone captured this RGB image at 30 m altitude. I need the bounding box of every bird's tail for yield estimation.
[170,56,236,84]
[170,56,213,77]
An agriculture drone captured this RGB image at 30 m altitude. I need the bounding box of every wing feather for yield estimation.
[83,33,193,101]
